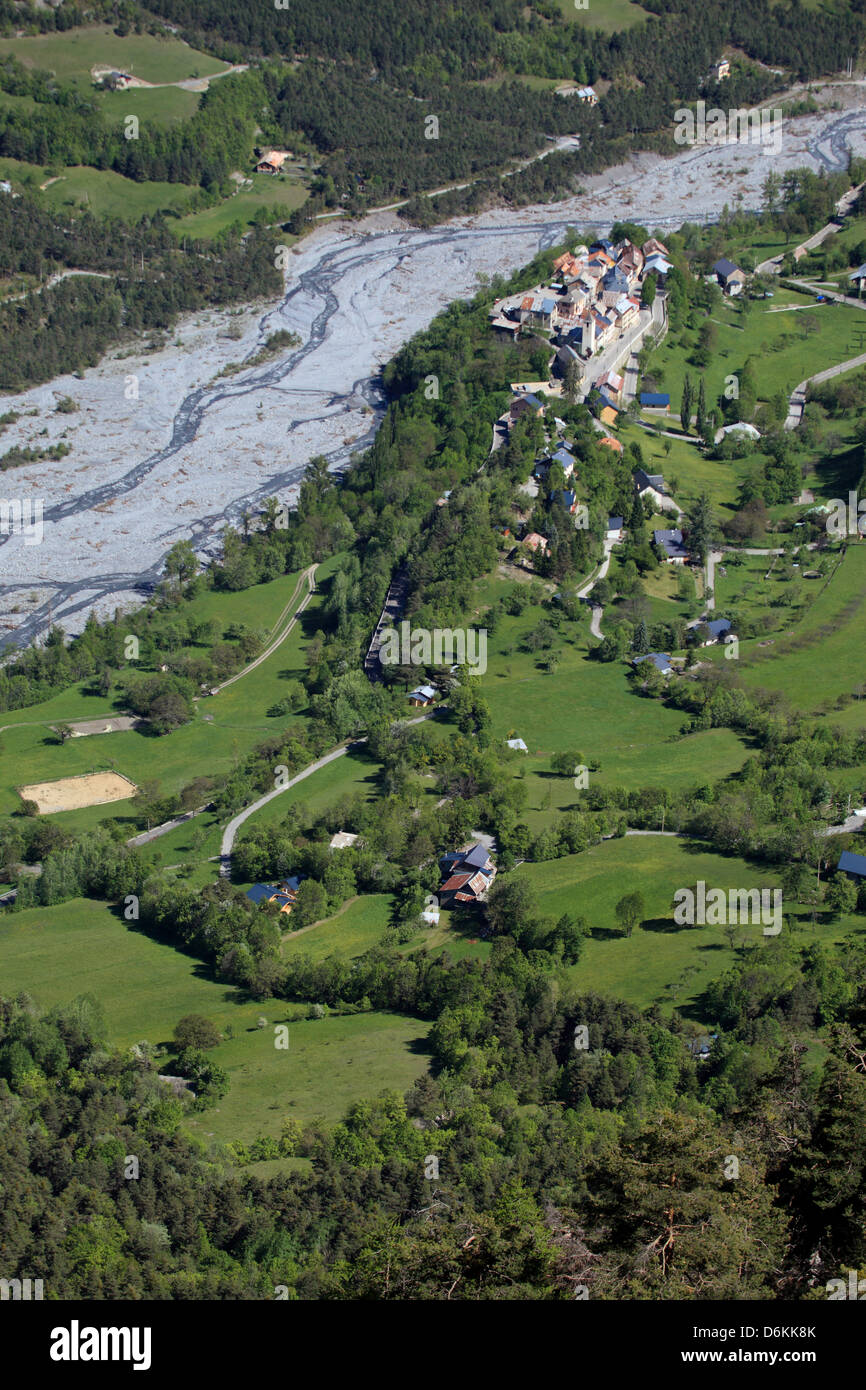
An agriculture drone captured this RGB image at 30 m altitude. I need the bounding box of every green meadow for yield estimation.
[0,564,329,826]
[0,27,225,89]
[514,836,852,1019]
[0,897,431,1141]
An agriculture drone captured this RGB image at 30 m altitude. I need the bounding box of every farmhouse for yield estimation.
[256,150,289,174]
[633,652,673,676]
[711,258,747,295]
[654,527,689,563]
[408,683,437,707]
[329,831,359,849]
[439,842,497,906]
[702,617,732,644]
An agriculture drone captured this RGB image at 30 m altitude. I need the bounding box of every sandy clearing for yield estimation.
[18,771,139,813]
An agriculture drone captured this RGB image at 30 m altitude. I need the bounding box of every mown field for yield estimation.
[0,896,432,1143]
[468,570,750,807]
[0,563,329,827]
[0,27,226,88]
[0,156,197,219]
[515,836,852,1019]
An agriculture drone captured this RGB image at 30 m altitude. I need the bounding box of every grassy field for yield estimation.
[0,27,225,89]
[645,288,866,425]
[469,571,750,805]
[184,1010,432,1147]
[734,541,866,713]
[515,836,852,1020]
[0,565,326,827]
[174,173,308,239]
[548,0,650,31]
[97,84,200,128]
[0,156,198,220]
[0,896,432,1143]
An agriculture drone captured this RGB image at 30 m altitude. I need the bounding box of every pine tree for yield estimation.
[681,374,693,433]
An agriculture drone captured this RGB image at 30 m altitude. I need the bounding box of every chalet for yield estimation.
[654,527,689,563]
[606,516,625,542]
[839,850,866,880]
[510,392,545,422]
[256,150,289,174]
[640,392,670,411]
[711,258,747,296]
[634,652,673,676]
[247,876,303,914]
[439,842,497,906]
[408,683,437,707]
[704,617,732,644]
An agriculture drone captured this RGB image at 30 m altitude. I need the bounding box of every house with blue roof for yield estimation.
[838,850,866,880]
[246,876,305,915]
[633,652,673,676]
[654,527,689,563]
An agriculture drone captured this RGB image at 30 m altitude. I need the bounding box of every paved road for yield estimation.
[785,345,866,429]
[218,707,444,877]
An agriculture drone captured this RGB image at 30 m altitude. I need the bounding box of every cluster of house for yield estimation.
[438,842,497,907]
[490,236,671,364]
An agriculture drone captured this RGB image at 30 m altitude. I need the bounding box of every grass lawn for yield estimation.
[513,837,854,1020]
[184,1009,432,1147]
[0,566,323,825]
[0,27,225,89]
[174,175,308,239]
[0,897,432,1142]
[547,0,650,31]
[471,574,750,799]
[732,542,866,713]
